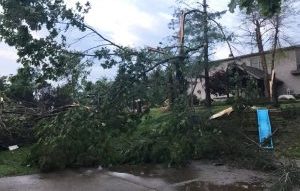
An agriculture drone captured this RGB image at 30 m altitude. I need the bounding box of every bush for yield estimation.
[31,107,132,171]
[188,94,200,106]
[30,104,278,171]
[116,111,194,166]
[271,160,300,191]
[204,112,278,170]
[117,108,273,169]
[281,105,300,119]
[0,115,35,146]
[31,107,197,170]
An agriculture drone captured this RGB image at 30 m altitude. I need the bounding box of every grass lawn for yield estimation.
[0,146,38,177]
[139,108,172,129]
[280,100,300,109]
[286,147,300,158]
[195,105,230,114]
[194,99,300,113]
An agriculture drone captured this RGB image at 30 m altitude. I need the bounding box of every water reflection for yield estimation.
[108,163,267,191]
[178,181,264,191]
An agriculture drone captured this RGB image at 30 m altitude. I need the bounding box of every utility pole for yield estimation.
[203,0,211,107]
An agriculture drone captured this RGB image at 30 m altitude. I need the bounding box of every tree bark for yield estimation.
[167,67,175,106]
[255,19,270,99]
[270,14,280,104]
[175,11,186,98]
[203,0,211,107]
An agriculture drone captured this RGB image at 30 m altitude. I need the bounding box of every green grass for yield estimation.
[139,108,172,129]
[286,147,300,158]
[0,146,37,177]
[195,105,230,114]
[280,101,300,109]
[194,100,300,113]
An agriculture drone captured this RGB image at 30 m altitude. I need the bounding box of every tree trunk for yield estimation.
[175,11,186,98]
[255,19,270,99]
[167,67,175,105]
[270,14,280,104]
[203,0,211,107]
[176,49,185,95]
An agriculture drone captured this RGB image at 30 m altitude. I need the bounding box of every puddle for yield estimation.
[176,181,265,191]
[108,162,271,191]
[107,170,266,191]
[107,171,170,189]
[108,164,200,183]
[0,161,273,191]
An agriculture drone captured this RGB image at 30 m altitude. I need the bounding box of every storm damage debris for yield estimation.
[210,107,234,120]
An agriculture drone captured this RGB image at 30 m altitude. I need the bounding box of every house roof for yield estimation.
[212,45,300,63]
[227,63,265,80]
[227,63,283,84]
[242,65,266,79]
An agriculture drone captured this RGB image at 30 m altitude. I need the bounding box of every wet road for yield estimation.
[0,161,273,191]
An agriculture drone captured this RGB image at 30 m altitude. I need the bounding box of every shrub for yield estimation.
[271,160,300,191]
[117,111,194,166]
[31,107,131,171]
[281,105,300,119]
[31,106,198,170]
[0,114,35,146]
[30,104,278,171]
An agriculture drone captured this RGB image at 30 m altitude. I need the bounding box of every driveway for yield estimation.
[0,161,273,191]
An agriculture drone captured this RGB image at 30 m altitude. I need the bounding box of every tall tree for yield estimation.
[0,0,91,81]
[229,0,282,16]
[232,0,298,100]
[235,2,271,98]
[7,66,35,105]
[202,0,211,107]
[0,76,8,92]
[268,0,297,102]
[147,68,168,106]
[254,13,270,98]
[170,0,228,107]
[0,1,188,112]
[0,0,142,87]
[269,14,280,103]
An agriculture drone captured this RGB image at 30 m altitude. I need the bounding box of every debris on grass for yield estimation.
[8,145,19,151]
[209,107,233,120]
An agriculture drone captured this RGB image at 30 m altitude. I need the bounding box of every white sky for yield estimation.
[0,0,299,79]
[66,0,177,47]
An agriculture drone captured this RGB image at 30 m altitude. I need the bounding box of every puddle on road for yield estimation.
[109,164,164,177]
[109,164,200,183]
[177,181,264,191]
[108,164,267,191]
[107,170,265,191]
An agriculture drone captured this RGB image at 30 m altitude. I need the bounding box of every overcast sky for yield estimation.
[0,0,299,79]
